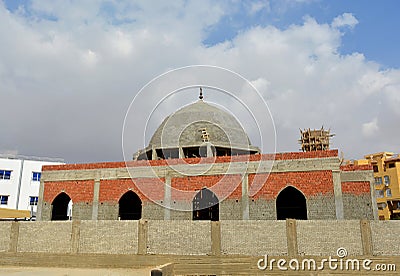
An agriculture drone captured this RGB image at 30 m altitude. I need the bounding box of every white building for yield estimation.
[0,155,64,216]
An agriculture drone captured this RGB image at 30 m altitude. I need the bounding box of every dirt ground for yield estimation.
[0,266,152,276]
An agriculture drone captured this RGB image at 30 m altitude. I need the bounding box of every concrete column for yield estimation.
[71,220,81,253]
[360,219,373,256]
[164,176,171,220]
[206,142,214,157]
[36,178,46,221]
[179,147,184,158]
[286,219,298,257]
[241,173,249,220]
[368,174,379,220]
[8,221,19,253]
[138,219,148,255]
[211,221,221,256]
[91,177,100,220]
[332,170,344,220]
[152,147,157,160]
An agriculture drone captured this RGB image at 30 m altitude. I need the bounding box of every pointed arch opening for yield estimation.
[118,191,142,220]
[276,186,307,220]
[51,192,72,221]
[192,188,219,221]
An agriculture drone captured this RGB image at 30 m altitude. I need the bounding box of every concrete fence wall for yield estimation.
[0,220,399,256]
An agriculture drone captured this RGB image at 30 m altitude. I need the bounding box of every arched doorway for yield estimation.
[51,192,72,221]
[276,186,307,220]
[193,188,219,221]
[118,191,142,220]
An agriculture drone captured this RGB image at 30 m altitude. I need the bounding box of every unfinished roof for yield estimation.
[148,100,259,153]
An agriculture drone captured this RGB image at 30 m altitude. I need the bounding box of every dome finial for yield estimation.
[199,87,203,100]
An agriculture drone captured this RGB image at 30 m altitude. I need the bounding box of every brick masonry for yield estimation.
[17,221,72,253]
[296,220,363,256]
[38,150,377,221]
[221,220,287,256]
[0,222,11,252]
[342,181,374,219]
[147,220,211,255]
[2,220,400,256]
[370,221,400,255]
[79,220,138,254]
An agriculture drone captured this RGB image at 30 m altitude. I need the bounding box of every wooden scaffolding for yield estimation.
[299,127,334,152]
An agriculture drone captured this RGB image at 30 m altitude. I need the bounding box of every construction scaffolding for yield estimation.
[299,127,334,152]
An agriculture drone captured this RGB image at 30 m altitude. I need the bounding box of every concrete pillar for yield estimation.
[179,147,184,159]
[164,175,171,220]
[368,173,379,220]
[138,219,148,255]
[332,170,344,220]
[360,219,373,255]
[152,147,157,160]
[211,221,221,256]
[71,220,81,253]
[286,219,298,257]
[206,142,214,157]
[36,178,46,221]
[8,221,19,253]
[91,177,100,220]
[241,173,249,220]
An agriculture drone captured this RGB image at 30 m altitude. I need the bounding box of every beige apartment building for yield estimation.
[357,152,400,220]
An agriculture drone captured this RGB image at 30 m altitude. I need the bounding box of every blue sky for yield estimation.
[0,0,399,162]
[204,0,400,69]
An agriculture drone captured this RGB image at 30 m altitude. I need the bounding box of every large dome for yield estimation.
[135,99,259,160]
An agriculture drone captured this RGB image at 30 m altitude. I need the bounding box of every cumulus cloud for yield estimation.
[331,13,359,29]
[0,1,399,163]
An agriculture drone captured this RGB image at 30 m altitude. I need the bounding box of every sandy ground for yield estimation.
[0,266,152,276]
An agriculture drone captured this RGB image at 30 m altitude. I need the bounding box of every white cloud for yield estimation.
[362,118,379,137]
[0,1,399,162]
[331,13,359,29]
[248,1,270,15]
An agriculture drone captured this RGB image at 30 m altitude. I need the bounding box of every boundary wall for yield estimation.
[0,219,399,256]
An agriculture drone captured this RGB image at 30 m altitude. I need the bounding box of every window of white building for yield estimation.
[0,195,9,205]
[32,172,41,181]
[29,196,39,206]
[0,170,11,180]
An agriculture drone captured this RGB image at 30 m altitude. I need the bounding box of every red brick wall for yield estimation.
[341,181,371,195]
[248,171,334,199]
[171,175,242,200]
[42,150,339,171]
[340,164,373,171]
[43,180,94,203]
[99,178,165,203]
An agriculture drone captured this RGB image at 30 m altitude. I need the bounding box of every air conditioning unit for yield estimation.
[385,183,389,187]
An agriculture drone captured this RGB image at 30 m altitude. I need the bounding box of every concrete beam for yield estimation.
[340,171,374,182]
[42,157,341,182]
